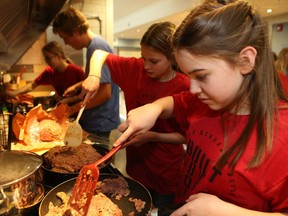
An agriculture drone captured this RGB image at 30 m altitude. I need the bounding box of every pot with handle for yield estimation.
[0,150,44,216]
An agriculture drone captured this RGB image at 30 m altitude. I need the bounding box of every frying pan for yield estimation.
[39,174,152,216]
[41,144,113,188]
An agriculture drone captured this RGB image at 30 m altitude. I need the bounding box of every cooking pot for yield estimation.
[42,144,113,188]
[39,174,152,216]
[0,150,44,216]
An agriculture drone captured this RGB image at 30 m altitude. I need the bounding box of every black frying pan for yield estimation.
[41,144,112,188]
[39,174,152,216]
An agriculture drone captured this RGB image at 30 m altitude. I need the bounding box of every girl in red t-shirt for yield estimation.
[6,41,85,97]
[102,1,288,216]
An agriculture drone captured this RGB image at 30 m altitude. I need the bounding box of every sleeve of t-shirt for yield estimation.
[106,54,143,90]
[34,67,53,85]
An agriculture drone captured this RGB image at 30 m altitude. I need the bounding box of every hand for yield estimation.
[80,76,100,105]
[63,85,79,97]
[57,95,82,106]
[113,103,162,147]
[5,89,17,98]
[171,193,230,216]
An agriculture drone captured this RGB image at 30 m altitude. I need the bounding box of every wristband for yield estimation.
[89,74,101,79]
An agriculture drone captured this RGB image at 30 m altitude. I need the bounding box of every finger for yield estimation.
[170,205,187,216]
[81,93,91,106]
[186,193,201,202]
[113,126,135,147]
[118,122,128,133]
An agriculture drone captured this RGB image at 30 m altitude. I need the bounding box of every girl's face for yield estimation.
[141,45,173,82]
[175,49,245,111]
[43,51,60,69]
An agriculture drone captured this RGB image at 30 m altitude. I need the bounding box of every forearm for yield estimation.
[7,82,35,97]
[173,193,288,216]
[152,96,174,119]
[89,49,109,78]
[81,50,109,103]
[150,132,185,144]
[85,83,111,109]
[212,203,286,216]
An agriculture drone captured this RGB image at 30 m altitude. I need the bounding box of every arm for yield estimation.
[80,49,110,104]
[122,131,185,148]
[68,83,112,116]
[171,193,287,216]
[114,96,175,147]
[85,83,111,109]
[63,81,83,97]
[6,82,38,97]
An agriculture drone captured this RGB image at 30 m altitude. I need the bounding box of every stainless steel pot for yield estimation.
[0,150,44,215]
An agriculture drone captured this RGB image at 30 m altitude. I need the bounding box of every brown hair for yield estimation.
[172,0,288,170]
[276,47,288,75]
[141,22,175,60]
[141,22,178,70]
[42,41,72,63]
[52,6,89,36]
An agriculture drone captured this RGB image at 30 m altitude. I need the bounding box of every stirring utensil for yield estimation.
[66,143,123,215]
[64,104,86,147]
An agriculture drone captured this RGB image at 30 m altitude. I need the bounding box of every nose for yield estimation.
[190,79,202,94]
[143,61,151,70]
[63,39,69,45]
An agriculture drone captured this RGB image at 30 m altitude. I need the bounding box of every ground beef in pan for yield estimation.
[97,176,130,200]
[43,143,103,173]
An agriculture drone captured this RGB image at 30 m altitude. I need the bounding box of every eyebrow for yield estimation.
[187,68,204,75]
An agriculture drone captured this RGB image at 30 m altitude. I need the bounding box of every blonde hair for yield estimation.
[42,41,72,63]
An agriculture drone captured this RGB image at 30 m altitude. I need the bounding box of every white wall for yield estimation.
[271,22,288,55]
[265,13,288,54]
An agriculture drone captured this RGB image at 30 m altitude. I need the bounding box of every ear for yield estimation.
[238,46,257,75]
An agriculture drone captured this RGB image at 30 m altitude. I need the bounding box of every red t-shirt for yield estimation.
[34,64,85,96]
[278,72,288,97]
[106,54,191,194]
[173,91,288,212]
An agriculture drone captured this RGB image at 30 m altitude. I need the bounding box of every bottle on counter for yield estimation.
[0,106,9,151]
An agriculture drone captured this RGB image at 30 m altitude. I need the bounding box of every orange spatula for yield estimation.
[66,143,123,215]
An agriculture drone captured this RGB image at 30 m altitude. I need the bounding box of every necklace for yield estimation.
[158,69,176,82]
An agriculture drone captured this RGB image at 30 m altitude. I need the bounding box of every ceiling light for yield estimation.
[267,8,272,13]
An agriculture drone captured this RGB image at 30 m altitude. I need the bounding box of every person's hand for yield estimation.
[121,131,158,148]
[63,85,79,97]
[113,103,162,147]
[5,89,17,98]
[171,193,229,216]
[57,95,82,106]
[80,76,100,105]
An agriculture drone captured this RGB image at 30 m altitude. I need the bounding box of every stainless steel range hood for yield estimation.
[0,0,67,71]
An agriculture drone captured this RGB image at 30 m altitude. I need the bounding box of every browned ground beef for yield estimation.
[43,143,103,173]
[128,197,146,212]
[97,176,130,200]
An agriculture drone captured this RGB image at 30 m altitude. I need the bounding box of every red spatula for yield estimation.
[66,143,123,215]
